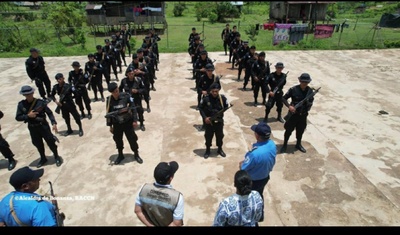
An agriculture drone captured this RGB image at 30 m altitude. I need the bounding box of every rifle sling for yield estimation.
[9,195,29,226]
[28,98,38,113]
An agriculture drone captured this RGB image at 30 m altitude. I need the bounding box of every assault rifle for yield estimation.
[283,87,321,122]
[210,103,233,122]
[271,71,289,95]
[104,106,136,119]
[48,181,65,227]
[55,85,71,114]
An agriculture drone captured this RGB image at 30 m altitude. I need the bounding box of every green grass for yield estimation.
[0,1,399,58]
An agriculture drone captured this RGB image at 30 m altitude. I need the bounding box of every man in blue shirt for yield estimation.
[0,166,57,226]
[239,122,276,222]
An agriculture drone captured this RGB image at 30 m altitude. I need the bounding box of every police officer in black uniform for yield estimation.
[127,52,151,113]
[121,24,132,57]
[221,23,231,55]
[230,33,243,69]
[50,73,84,137]
[85,54,105,102]
[251,52,270,107]
[0,110,17,171]
[242,46,257,91]
[197,63,221,111]
[280,73,314,154]
[228,25,239,63]
[188,36,202,64]
[68,61,92,120]
[106,82,143,165]
[235,41,250,81]
[111,34,124,73]
[193,50,213,91]
[25,48,52,101]
[115,30,127,67]
[103,39,119,81]
[16,85,62,168]
[119,67,147,131]
[199,82,229,159]
[95,44,111,86]
[264,62,287,123]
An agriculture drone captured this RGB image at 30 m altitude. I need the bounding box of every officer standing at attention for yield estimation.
[106,82,143,165]
[280,73,315,154]
[68,61,92,120]
[84,53,105,102]
[50,73,84,137]
[199,82,229,159]
[25,48,52,101]
[95,44,111,85]
[0,166,57,226]
[251,52,270,107]
[0,110,17,171]
[221,23,231,56]
[15,85,62,167]
[264,62,287,123]
[235,40,250,81]
[119,67,147,132]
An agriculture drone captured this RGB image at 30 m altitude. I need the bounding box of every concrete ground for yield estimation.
[0,49,399,226]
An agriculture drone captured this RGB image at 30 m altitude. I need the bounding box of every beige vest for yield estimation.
[139,183,181,226]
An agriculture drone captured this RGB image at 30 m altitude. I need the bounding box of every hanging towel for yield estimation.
[273,24,292,45]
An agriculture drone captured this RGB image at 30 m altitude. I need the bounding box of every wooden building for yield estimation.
[269,1,336,23]
[85,1,166,34]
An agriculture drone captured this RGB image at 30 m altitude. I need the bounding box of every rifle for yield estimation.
[55,85,71,114]
[104,106,136,119]
[210,103,233,122]
[86,62,98,91]
[48,181,65,227]
[271,71,289,95]
[284,87,321,122]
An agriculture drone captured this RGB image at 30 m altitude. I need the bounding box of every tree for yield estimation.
[42,2,86,46]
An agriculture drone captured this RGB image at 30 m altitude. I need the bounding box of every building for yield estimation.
[269,1,336,23]
[85,1,166,34]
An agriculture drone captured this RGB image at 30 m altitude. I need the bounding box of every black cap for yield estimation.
[198,44,204,48]
[96,45,102,49]
[154,161,179,185]
[105,39,110,43]
[108,82,118,92]
[205,63,214,71]
[126,67,134,73]
[298,73,312,83]
[29,48,39,53]
[88,53,94,58]
[275,62,284,68]
[209,82,221,90]
[19,85,35,95]
[132,53,138,59]
[71,61,80,67]
[200,50,207,55]
[251,122,271,139]
[55,73,63,80]
[243,41,249,44]
[9,166,44,189]
[136,48,143,53]
[192,27,196,30]
[258,51,266,57]
[250,46,256,49]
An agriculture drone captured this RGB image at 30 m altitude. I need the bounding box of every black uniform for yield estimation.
[68,68,92,119]
[127,58,151,113]
[242,51,257,90]
[193,55,213,90]
[149,31,161,69]
[199,91,229,158]
[115,33,127,67]
[121,27,132,56]
[264,72,287,122]
[25,55,52,100]
[50,82,83,137]
[228,29,239,62]
[119,75,146,130]
[106,91,142,164]
[230,37,243,69]
[103,43,119,81]
[235,43,250,80]
[251,57,270,106]
[198,73,221,108]
[15,98,61,167]
[0,110,16,170]
[221,26,231,55]
[95,46,111,85]
[281,84,314,153]
[188,38,201,64]
[111,36,124,71]
[84,59,105,102]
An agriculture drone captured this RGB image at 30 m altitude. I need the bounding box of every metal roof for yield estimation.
[85,4,104,10]
[286,1,336,4]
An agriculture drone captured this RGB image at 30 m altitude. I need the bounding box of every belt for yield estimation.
[28,123,42,127]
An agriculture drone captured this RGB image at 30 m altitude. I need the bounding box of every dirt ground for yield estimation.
[0,49,399,226]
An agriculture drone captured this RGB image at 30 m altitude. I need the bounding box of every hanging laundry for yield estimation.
[273,24,292,45]
[289,24,308,44]
[263,23,275,30]
[314,24,335,39]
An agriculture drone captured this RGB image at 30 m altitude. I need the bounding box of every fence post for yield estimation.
[202,21,205,40]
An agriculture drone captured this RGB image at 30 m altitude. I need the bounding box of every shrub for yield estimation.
[173,3,187,17]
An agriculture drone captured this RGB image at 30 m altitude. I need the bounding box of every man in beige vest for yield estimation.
[134,161,184,226]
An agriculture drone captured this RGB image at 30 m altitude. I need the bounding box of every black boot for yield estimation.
[295,140,306,153]
[54,155,63,167]
[80,111,86,120]
[87,111,92,120]
[277,112,285,123]
[63,125,73,136]
[8,157,16,171]
[101,93,105,102]
[114,149,125,165]
[204,147,211,159]
[78,125,84,137]
[37,155,48,168]
[146,104,151,113]
[264,114,269,123]
[134,151,143,164]
[280,135,289,154]
[140,123,146,131]
[254,99,258,107]
[217,147,226,157]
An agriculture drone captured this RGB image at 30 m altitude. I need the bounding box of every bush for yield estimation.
[173,3,187,17]
[208,12,218,24]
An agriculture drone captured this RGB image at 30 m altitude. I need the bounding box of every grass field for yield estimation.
[0,1,399,58]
